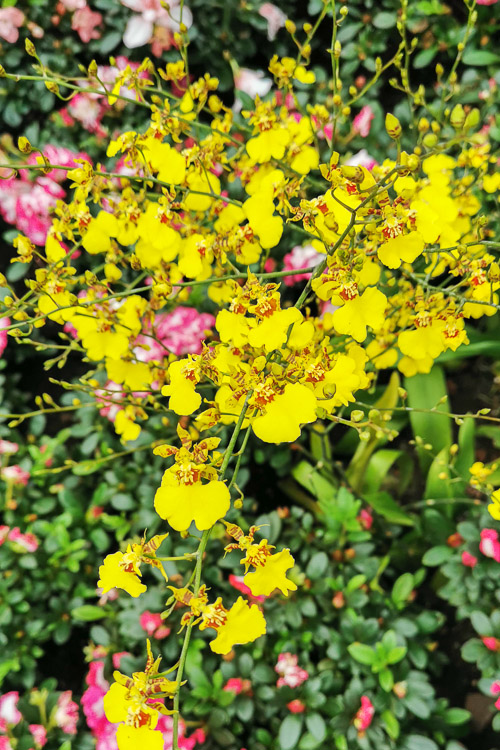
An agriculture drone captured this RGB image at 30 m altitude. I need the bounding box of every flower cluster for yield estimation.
[2,24,500,750]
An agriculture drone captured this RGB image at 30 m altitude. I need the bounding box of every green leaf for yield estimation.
[405,366,452,471]
[71,605,108,621]
[279,715,303,750]
[413,47,438,69]
[292,461,333,504]
[306,714,326,742]
[454,418,475,482]
[392,573,414,606]
[306,552,328,579]
[386,646,407,664]
[462,49,500,66]
[347,643,376,665]
[470,611,492,636]
[382,710,400,739]
[404,735,438,750]
[362,449,413,494]
[424,447,453,500]
[372,11,397,28]
[379,667,394,691]
[422,546,454,566]
[443,708,470,725]
[346,574,366,593]
[111,493,136,511]
[98,31,122,54]
[405,695,430,718]
[365,491,414,526]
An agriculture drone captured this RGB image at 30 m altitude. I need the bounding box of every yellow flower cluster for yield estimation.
[3,40,500,750]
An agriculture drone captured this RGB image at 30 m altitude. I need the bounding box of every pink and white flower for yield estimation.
[54,691,79,735]
[7,528,39,552]
[479,529,500,562]
[119,0,192,50]
[139,611,171,639]
[352,105,375,138]
[29,724,47,748]
[0,7,25,43]
[1,465,30,486]
[275,653,309,689]
[282,244,323,286]
[0,439,18,455]
[258,3,287,41]
[345,149,377,170]
[353,695,374,733]
[0,318,10,358]
[0,692,22,729]
[71,6,103,43]
[234,69,272,110]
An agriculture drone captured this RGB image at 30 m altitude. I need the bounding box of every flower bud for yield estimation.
[385,113,402,139]
[464,108,480,131]
[450,104,465,129]
[422,133,438,148]
[17,136,32,154]
[25,39,37,56]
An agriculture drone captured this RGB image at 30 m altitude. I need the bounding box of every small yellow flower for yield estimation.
[488,490,500,521]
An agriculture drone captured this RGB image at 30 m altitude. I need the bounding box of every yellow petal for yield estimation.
[116,724,163,750]
[244,550,297,596]
[98,551,147,598]
[210,597,266,655]
[154,480,230,531]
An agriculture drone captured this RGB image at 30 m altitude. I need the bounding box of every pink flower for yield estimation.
[54,691,79,735]
[139,611,171,639]
[71,6,103,43]
[228,574,266,603]
[0,7,25,43]
[352,106,375,138]
[482,637,500,652]
[0,692,22,727]
[112,652,130,669]
[0,526,9,545]
[234,68,272,102]
[119,0,192,50]
[287,699,306,714]
[7,528,39,552]
[353,696,374,733]
[345,149,377,170]
[136,307,215,359]
[476,0,498,4]
[29,725,47,748]
[275,653,309,689]
[224,678,252,696]
[1,465,30,486]
[60,0,86,9]
[259,3,287,40]
[67,94,107,136]
[461,551,478,568]
[0,737,14,750]
[0,176,64,246]
[26,145,90,183]
[479,529,500,562]
[491,680,500,695]
[357,508,373,530]
[0,439,18,455]
[0,318,10,358]
[282,245,323,287]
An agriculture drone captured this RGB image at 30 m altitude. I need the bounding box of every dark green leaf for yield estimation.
[279,715,303,750]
